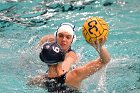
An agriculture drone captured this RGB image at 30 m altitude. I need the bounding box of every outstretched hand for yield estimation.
[90,37,107,53]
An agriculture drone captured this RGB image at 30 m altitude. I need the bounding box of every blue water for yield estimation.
[0,0,140,93]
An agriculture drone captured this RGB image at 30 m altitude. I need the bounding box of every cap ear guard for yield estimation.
[54,31,57,41]
[72,34,76,44]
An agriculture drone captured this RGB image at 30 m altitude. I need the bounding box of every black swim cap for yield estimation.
[39,42,65,65]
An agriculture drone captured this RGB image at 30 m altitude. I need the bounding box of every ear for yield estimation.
[54,31,57,41]
[72,35,76,44]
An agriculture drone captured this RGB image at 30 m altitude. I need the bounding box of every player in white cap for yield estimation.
[28,22,110,93]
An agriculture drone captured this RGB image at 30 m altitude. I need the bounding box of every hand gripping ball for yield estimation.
[82,17,109,44]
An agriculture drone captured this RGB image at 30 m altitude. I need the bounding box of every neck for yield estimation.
[63,47,70,53]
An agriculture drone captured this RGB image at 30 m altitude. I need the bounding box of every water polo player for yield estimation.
[28,22,110,93]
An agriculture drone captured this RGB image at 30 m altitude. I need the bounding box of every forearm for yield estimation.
[98,46,111,63]
[39,34,55,45]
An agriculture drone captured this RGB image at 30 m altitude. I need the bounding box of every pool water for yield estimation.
[0,0,140,93]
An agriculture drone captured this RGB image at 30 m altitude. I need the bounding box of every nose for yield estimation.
[62,36,67,41]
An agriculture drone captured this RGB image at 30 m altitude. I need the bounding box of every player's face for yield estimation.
[57,32,73,52]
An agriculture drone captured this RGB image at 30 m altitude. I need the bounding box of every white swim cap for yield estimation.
[57,23,75,36]
[55,23,76,44]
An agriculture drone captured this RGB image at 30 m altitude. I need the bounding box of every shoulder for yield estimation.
[65,50,79,65]
[66,50,77,59]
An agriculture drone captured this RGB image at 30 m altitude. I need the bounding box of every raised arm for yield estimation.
[66,37,110,85]
[79,37,110,79]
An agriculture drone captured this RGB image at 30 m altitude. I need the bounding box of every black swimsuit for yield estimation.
[44,73,82,93]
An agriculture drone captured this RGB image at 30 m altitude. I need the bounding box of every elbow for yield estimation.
[101,56,111,64]
[107,57,111,63]
[105,56,111,64]
[100,47,111,64]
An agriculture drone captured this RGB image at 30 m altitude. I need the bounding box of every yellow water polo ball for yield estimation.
[82,17,109,44]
